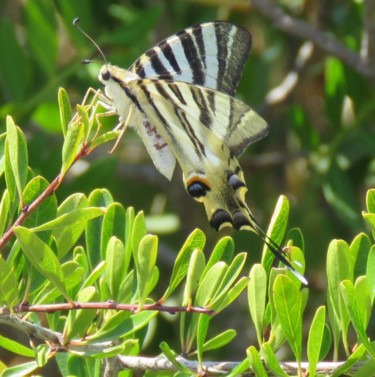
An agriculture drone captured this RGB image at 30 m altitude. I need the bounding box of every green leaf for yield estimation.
[34,261,84,305]
[202,329,236,352]
[159,342,191,374]
[35,344,49,367]
[331,343,367,377]
[161,228,206,301]
[247,346,268,377]
[86,310,157,343]
[51,194,93,258]
[320,324,332,361]
[248,264,267,346]
[0,361,39,377]
[273,275,302,363]
[286,227,305,250]
[0,335,34,357]
[33,207,105,232]
[340,279,375,359]
[86,189,113,269]
[101,202,126,260]
[0,257,19,307]
[307,306,326,377]
[196,314,210,365]
[0,190,10,237]
[136,235,158,310]
[61,121,86,176]
[350,233,371,279]
[182,249,205,307]
[262,195,289,275]
[363,191,375,237]
[14,226,70,301]
[354,276,372,330]
[366,189,375,213]
[105,237,126,300]
[58,87,72,136]
[195,262,226,307]
[203,236,234,280]
[213,277,249,313]
[351,358,375,377]
[22,176,58,243]
[326,239,352,353]
[367,245,375,304]
[211,252,247,307]
[225,358,251,377]
[81,261,106,291]
[131,211,147,259]
[63,286,99,344]
[261,342,289,377]
[89,130,122,151]
[5,116,28,203]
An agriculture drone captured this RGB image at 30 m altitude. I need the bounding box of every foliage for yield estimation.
[0,0,374,376]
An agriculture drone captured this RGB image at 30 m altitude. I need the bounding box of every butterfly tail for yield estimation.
[249,218,308,285]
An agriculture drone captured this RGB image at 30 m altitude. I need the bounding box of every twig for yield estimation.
[13,302,214,315]
[251,0,375,81]
[0,142,90,251]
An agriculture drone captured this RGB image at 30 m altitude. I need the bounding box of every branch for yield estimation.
[0,311,365,376]
[251,0,375,82]
[13,302,214,315]
[109,355,362,376]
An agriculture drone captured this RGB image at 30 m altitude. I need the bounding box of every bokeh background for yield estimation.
[1,0,374,374]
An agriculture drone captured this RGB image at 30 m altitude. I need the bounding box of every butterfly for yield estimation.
[75,19,307,284]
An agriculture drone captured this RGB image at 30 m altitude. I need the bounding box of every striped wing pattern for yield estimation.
[98,22,306,283]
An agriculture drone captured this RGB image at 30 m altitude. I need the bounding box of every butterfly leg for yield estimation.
[109,105,134,153]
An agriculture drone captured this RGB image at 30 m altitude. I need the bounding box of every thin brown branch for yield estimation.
[0,143,91,251]
[14,302,214,315]
[251,0,375,82]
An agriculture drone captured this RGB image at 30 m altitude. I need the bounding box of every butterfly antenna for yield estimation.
[252,221,308,285]
[73,18,108,66]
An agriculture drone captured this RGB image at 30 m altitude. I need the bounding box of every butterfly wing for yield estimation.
[129,21,251,96]
[126,79,266,229]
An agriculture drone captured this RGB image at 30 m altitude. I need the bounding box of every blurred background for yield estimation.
[0,0,374,373]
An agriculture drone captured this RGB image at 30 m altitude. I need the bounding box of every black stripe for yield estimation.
[158,40,182,74]
[140,82,204,158]
[215,25,228,93]
[191,25,206,69]
[112,76,144,113]
[153,82,205,156]
[168,83,186,105]
[189,87,212,129]
[176,108,206,157]
[133,59,146,78]
[146,50,173,80]
[178,31,205,85]
[206,90,216,113]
